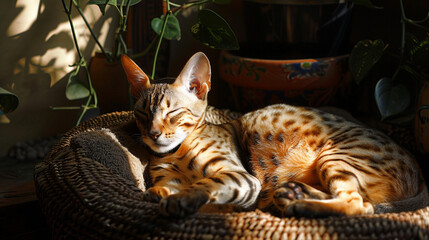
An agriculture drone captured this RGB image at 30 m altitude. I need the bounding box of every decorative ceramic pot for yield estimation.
[219,0,352,112]
[89,53,130,114]
[415,81,429,153]
[218,49,351,112]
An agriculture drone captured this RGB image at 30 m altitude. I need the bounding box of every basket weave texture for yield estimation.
[35,111,429,239]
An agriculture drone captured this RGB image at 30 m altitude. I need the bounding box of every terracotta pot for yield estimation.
[89,53,130,114]
[415,81,429,153]
[218,49,351,112]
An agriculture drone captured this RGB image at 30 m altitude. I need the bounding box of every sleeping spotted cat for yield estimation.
[121,52,428,218]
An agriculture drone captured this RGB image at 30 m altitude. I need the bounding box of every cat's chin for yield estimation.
[144,139,182,155]
[144,132,188,155]
[148,143,182,155]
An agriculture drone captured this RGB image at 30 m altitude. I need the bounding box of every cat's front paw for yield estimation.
[143,186,170,203]
[159,189,209,217]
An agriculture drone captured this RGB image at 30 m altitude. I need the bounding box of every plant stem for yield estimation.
[62,0,83,59]
[83,60,98,107]
[405,18,429,31]
[151,4,171,79]
[125,0,132,17]
[173,0,209,16]
[150,0,210,79]
[76,95,93,125]
[118,34,127,55]
[73,0,110,61]
[392,0,407,82]
[169,1,181,7]
[61,0,98,125]
[181,0,210,9]
[113,5,122,16]
[123,0,132,31]
[113,0,132,58]
[51,106,83,110]
[170,0,175,11]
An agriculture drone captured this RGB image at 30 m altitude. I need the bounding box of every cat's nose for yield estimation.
[149,130,162,140]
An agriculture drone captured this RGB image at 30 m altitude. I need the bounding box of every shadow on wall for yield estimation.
[0,0,118,155]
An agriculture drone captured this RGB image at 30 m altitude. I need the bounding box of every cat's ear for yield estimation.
[121,54,151,97]
[174,52,211,100]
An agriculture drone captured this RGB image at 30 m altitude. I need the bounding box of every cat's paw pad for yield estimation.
[272,181,312,216]
[143,186,170,203]
[159,190,209,218]
[274,181,308,201]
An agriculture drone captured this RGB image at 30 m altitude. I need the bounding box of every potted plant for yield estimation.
[348,0,429,152]
[218,0,361,112]
[54,0,138,124]
[57,0,239,125]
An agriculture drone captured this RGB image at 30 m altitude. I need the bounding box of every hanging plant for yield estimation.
[57,0,238,125]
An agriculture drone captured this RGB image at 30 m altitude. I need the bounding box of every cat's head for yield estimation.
[121,52,211,154]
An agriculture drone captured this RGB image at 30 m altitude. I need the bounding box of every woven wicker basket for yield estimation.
[34,111,429,239]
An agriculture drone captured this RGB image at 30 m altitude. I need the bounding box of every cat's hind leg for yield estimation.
[272,181,332,217]
[273,177,374,217]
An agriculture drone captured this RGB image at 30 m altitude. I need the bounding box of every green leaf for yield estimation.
[413,39,429,69]
[0,87,19,114]
[349,39,384,84]
[66,82,90,100]
[88,0,141,14]
[88,0,113,14]
[191,9,239,50]
[66,70,90,100]
[405,33,419,60]
[375,77,410,120]
[151,14,181,40]
[348,0,383,9]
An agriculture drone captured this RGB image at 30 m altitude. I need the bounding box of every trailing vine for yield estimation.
[57,0,238,125]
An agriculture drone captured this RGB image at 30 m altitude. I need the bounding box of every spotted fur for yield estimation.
[121,53,428,218]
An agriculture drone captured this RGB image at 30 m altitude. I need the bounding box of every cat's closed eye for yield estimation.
[169,110,186,124]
